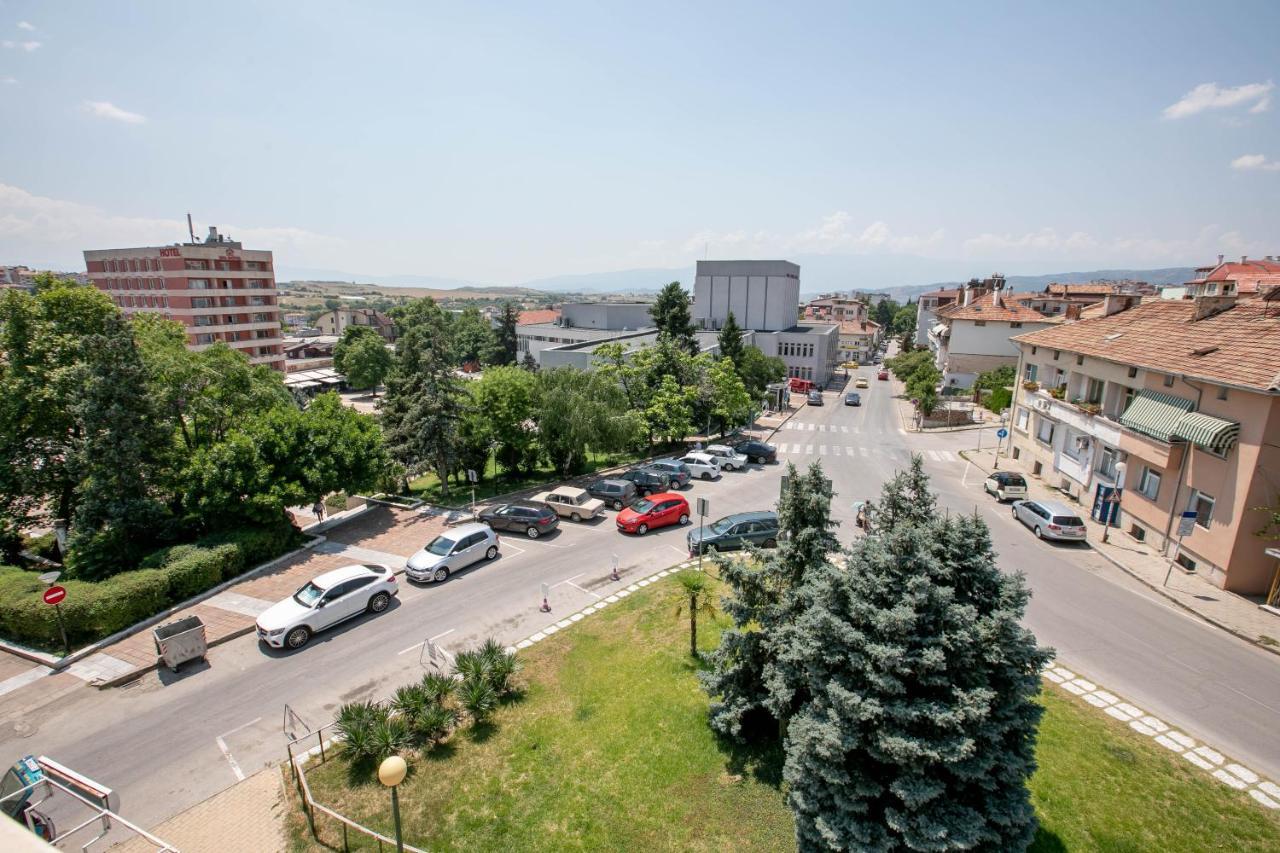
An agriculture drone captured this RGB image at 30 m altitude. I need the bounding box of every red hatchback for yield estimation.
[616,492,690,535]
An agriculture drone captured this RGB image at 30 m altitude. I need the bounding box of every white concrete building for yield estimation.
[517,301,654,363]
[693,260,800,332]
[929,278,1057,389]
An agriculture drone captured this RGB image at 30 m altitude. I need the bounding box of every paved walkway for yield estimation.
[115,767,286,853]
[963,446,1280,654]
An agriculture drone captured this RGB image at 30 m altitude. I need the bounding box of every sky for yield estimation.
[1,0,1278,286]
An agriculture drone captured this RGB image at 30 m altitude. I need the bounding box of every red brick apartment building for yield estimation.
[84,227,285,371]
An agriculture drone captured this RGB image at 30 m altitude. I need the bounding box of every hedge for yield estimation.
[0,522,304,653]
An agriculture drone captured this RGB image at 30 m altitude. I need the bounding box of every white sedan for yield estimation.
[255,564,398,650]
[677,452,723,481]
[704,444,748,471]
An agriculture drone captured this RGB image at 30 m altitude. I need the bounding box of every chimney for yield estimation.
[1064,303,1082,321]
[1241,255,1248,264]
[1192,294,1236,321]
[1217,254,1224,265]
[1101,294,1137,317]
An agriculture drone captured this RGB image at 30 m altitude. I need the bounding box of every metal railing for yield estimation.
[0,771,176,852]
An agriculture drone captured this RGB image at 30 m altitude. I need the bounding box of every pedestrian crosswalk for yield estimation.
[784,422,859,433]
[773,443,959,464]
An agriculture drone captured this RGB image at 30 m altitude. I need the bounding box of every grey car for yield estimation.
[646,459,692,488]
[405,522,499,583]
[587,478,638,510]
[687,511,780,555]
[1012,499,1087,542]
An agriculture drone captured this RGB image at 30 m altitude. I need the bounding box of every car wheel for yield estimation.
[637,523,649,535]
[612,499,624,510]
[367,591,391,613]
[763,538,777,548]
[526,526,540,539]
[1034,526,1044,540]
[571,512,582,523]
[641,489,651,498]
[485,545,498,560]
[755,456,766,464]
[702,472,713,480]
[679,513,689,525]
[285,626,311,650]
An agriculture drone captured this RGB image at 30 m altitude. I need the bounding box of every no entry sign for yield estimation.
[42,586,66,606]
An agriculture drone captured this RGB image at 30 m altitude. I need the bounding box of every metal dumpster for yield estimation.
[152,615,207,672]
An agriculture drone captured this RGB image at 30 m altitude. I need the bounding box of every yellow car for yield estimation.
[855,377,870,388]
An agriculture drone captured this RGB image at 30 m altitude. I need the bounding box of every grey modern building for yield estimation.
[694,260,800,332]
[517,301,655,363]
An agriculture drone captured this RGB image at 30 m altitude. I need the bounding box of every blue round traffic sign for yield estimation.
[996,428,1008,438]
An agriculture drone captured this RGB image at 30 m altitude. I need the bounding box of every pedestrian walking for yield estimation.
[313,499,326,522]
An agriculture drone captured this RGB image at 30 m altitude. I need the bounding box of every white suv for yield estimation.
[704,444,748,471]
[677,452,723,480]
[256,564,398,650]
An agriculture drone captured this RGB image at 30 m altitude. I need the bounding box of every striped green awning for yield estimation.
[1120,389,1194,442]
[1175,411,1240,454]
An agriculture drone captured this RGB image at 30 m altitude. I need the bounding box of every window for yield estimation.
[1098,446,1120,480]
[1137,466,1160,500]
[1053,350,1060,360]
[1120,386,1136,413]
[189,279,210,290]
[1129,524,1146,542]
[1128,366,1137,378]
[1163,374,1174,387]
[1024,363,1038,382]
[1015,407,1030,430]
[1076,354,1084,365]
[1216,386,1228,401]
[1031,346,1037,355]
[1175,552,1197,571]
[1086,378,1104,404]
[1036,418,1055,445]
[1189,491,1214,529]
[1010,322,1023,328]
[974,320,987,327]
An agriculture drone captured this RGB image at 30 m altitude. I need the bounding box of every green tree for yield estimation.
[450,306,500,366]
[736,346,787,400]
[646,374,697,445]
[649,281,698,354]
[673,570,718,658]
[494,301,520,366]
[774,458,1050,850]
[702,355,754,436]
[975,365,1015,413]
[716,311,746,371]
[381,301,464,494]
[893,302,917,351]
[702,462,836,739]
[342,335,393,395]
[536,367,641,474]
[467,365,539,474]
[333,325,383,374]
[323,297,342,311]
[872,297,901,328]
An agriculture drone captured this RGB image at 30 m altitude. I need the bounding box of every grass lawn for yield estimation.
[405,445,678,506]
[288,574,1280,852]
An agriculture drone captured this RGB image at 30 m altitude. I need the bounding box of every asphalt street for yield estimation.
[2,361,1278,835]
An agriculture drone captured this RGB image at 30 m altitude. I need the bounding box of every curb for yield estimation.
[958,449,1280,660]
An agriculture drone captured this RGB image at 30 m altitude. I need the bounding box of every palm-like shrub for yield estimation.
[451,649,488,684]
[420,672,457,704]
[391,684,431,726]
[368,716,412,763]
[413,703,458,746]
[478,638,522,695]
[336,701,388,762]
[459,677,498,725]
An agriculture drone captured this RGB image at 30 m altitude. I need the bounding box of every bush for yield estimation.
[163,544,242,600]
[369,717,413,763]
[0,565,170,649]
[197,522,300,568]
[87,569,170,638]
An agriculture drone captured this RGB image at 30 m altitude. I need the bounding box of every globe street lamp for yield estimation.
[377,755,407,852]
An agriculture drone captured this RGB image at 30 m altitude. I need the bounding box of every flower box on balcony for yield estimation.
[1073,399,1102,416]
[1048,386,1067,400]
[1022,381,1040,392]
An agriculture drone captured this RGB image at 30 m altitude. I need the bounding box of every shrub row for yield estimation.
[0,522,304,653]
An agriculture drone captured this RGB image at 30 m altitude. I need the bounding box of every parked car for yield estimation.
[586,478,638,510]
[616,492,690,535]
[704,444,748,471]
[478,500,560,538]
[807,389,823,405]
[405,522,499,583]
[877,370,890,381]
[855,377,869,388]
[646,459,692,489]
[1012,500,1087,542]
[532,486,605,521]
[984,472,1028,502]
[687,511,779,555]
[618,467,671,497]
[732,439,777,464]
[844,392,861,406]
[677,452,723,481]
[256,563,397,650]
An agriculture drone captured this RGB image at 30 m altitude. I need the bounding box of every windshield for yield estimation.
[710,518,735,534]
[631,499,654,514]
[424,535,455,556]
[293,582,325,607]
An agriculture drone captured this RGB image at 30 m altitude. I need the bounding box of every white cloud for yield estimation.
[82,100,147,124]
[677,212,947,260]
[17,21,35,31]
[1,76,15,85]
[1162,81,1273,119]
[0,183,343,269]
[1230,153,1280,172]
[1,39,41,51]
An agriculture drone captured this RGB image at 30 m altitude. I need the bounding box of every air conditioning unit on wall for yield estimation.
[1033,398,1051,412]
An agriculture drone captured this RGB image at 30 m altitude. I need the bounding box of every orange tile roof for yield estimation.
[918,288,962,299]
[1194,259,1280,284]
[517,309,561,325]
[1012,299,1280,392]
[838,320,880,334]
[1043,282,1118,296]
[935,291,1054,323]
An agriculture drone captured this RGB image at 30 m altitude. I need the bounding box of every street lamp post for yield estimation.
[378,755,407,853]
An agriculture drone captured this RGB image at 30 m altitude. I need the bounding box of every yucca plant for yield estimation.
[413,703,458,746]
[336,701,384,761]
[451,649,488,684]
[368,716,412,763]
[478,638,521,695]
[420,672,457,705]
[391,684,431,726]
[459,677,498,725]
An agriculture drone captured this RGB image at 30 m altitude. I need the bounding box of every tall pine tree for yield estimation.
[495,301,520,365]
[774,457,1050,851]
[649,281,698,354]
[716,310,746,372]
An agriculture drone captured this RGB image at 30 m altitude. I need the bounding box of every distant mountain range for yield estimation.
[277,259,1199,302]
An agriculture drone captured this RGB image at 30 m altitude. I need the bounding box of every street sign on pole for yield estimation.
[1176,510,1197,538]
[466,469,478,483]
[696,497,709,517]
[696,498,709,573]
[42,586,66,605]
[996,428,1008,439]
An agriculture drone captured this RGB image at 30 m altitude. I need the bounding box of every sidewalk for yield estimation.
[962,446,1280,655]
[115,767,286,853]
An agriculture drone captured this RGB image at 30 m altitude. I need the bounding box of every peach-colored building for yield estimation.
[1184,255,1280,299]
[1008,294,1280,594]
[84,227,285,371]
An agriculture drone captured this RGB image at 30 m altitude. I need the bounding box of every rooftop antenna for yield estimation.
[186,213,196,243]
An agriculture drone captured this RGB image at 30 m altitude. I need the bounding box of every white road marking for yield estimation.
[551,573,585,588]
[784,422,795,430]
[568,581,602,599]
[808,423,816,431]
[398,626,454,655]
[215,716,261,782]
[501,540,527,554]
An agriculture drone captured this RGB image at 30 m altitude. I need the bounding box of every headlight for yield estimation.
[266,628,286,637]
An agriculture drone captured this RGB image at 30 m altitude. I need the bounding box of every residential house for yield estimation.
[928,276,1057,388]
[837,319,882,364]
[914,287,961,348]
[1183,256,1280,299]
[317,307,398,342]
[1008,293,1280,594]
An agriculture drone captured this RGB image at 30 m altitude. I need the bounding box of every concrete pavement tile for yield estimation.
[543,625,559,635]
[570,614,584,622]
[1193,745,1225,765]
[555,620,571,629]
[1184,751,1216,771]
[1257,781,1280,798]
[1155,735,1184,752]
[1139,715,1168,732]
[1129,721,1157,736]
[1083,694,1111,708]
[1091,690,1120,705]
[604,594,620,602]
[1052,666,1075,680]
[0,665,52,698]
[1114,702,1143,718]
[67,652,136,683]
[1212,768,1248,789]
[1069,678,1097,692]
[1042,671,1065,683]
[1061,682,1087,695]
[1249,790,1279,809]
[1104,706,1133,722]
[1225,763,1259,784]
[528,632,546,642]
[1166,731,1196,749]
[516,640,533,649]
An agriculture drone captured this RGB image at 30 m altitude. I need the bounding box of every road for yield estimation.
[2,361,1278,836]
